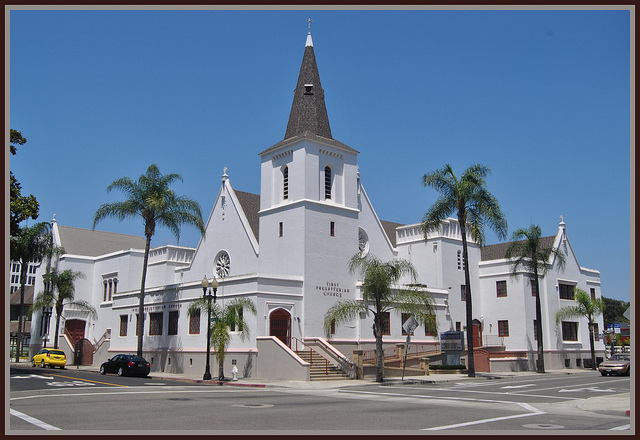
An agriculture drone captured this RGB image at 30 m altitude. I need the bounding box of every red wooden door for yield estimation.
[65,319,86,346]
[269,309,291,347]
[472,320,482,348]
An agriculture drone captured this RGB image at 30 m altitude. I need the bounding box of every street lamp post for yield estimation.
[202,276,219,380]
[42,305,53,348]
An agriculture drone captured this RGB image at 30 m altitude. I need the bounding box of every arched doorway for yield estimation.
[64,319,86,347]
[472,319,482,348]
[269,308,291,347]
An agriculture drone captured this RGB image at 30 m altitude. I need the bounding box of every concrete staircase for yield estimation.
[296,349,351,381]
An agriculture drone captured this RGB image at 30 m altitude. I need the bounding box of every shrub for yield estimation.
[429,364,466,370]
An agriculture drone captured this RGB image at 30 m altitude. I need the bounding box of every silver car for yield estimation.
[598,353,630,376]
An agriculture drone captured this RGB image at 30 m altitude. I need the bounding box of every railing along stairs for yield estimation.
[293,338,351,381]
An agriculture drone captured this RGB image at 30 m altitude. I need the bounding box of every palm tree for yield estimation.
[421,164,507,377]
[505,224,566,373]
[93,164,206,357]
[324,253,437,383]
[188,297,257,380]
[32,268,97,350]
[555,288,605,370]
[10,222,55,362]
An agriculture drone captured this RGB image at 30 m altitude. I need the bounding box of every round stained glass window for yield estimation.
[358,228,369,256]
[215,251,230,278]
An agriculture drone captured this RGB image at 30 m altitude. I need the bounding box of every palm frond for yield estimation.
[323,300,368,338]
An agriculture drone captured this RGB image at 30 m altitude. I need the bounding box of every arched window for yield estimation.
[283,166,289,200]
[324,166,332,200]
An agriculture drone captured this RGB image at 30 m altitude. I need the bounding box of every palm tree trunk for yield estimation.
[588,321,596,370]
[54,313,61,349]
[459,220,475,378]
[374,314,384,383]
[137,235,152,357]
[533,267,545,373]
[218,357,225,381]
[15,263,28,363]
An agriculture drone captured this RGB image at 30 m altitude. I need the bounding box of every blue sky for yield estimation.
[9,8,631,302]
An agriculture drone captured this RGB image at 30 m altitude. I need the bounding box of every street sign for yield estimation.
[440,331,463,351]
[402,316,418,335]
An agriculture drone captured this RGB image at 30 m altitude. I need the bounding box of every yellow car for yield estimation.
[32,348,67,369]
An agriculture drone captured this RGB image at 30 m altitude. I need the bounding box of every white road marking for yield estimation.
[425,402,545,430]
[558,386,614,393]
[11,374,54,380]
[501,384,536,389]
[10,409,61,430]
[339,388,547,406]
[47,380,97,387]
[10,387,249,401]
[609,424,630,430]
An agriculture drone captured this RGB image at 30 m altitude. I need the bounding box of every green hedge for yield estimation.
[429,364,466,370]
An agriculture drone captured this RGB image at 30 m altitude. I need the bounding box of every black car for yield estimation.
[100,354,151,377]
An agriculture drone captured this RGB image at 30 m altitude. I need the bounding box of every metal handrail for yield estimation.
[292,338,330,375]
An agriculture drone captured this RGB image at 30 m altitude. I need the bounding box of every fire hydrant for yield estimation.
[231,365,238,381]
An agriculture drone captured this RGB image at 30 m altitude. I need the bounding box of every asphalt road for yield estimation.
[9,366,631,432]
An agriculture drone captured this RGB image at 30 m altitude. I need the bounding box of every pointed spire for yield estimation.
[284,25,332,140]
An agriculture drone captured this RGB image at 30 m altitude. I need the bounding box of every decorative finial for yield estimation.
[560,214,564,223]
[307,17,313,33]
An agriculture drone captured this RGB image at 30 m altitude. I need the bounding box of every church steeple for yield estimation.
[284,29,332,140]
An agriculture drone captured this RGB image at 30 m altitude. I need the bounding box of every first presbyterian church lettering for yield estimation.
[316,282,350,297]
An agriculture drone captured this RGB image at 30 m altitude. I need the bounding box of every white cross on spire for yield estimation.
[307,17,313,33]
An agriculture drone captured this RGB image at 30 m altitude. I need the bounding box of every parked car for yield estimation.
[598,353,630,376]
[32,349,67,369]
[100,354,151,377]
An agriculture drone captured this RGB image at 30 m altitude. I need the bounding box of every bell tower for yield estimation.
[257,28,361,336]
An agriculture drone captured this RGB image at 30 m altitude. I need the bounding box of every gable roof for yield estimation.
[10,285,34,306]
[234,190,261,243]
[57,225,147,257]
[480,235,556,261]
[380,220,404,248]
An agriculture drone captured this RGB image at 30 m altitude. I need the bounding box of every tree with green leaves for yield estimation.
[555,288,605,370]
[324,253,436,383]
[31,268,97,350]
[10,222,54,362]
[188,296,256,380]
[421,164,507,377]
[10,129,39,235]
[93,164,206,357]
[505,224,566,373]
[602,296,630,326]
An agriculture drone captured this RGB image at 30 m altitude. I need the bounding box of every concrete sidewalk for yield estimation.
[11,361,631,417]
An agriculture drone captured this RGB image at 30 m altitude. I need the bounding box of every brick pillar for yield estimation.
[396,343,405,364]
[352,350,363,379]
[421,357,430,375]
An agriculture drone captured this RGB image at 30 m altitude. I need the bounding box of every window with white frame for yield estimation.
[561,321,578,341]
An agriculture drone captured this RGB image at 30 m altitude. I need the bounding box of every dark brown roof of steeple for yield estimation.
[284,33,332,140]
[260,32,359,156]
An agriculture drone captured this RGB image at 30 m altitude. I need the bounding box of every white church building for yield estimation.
[29,31,605,379]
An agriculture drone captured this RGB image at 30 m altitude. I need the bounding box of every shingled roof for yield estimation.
[481,235,556,261]
[57,225,147,257]
[234,190,261,242]
[261,32,358,156]
[380,220,404,248]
